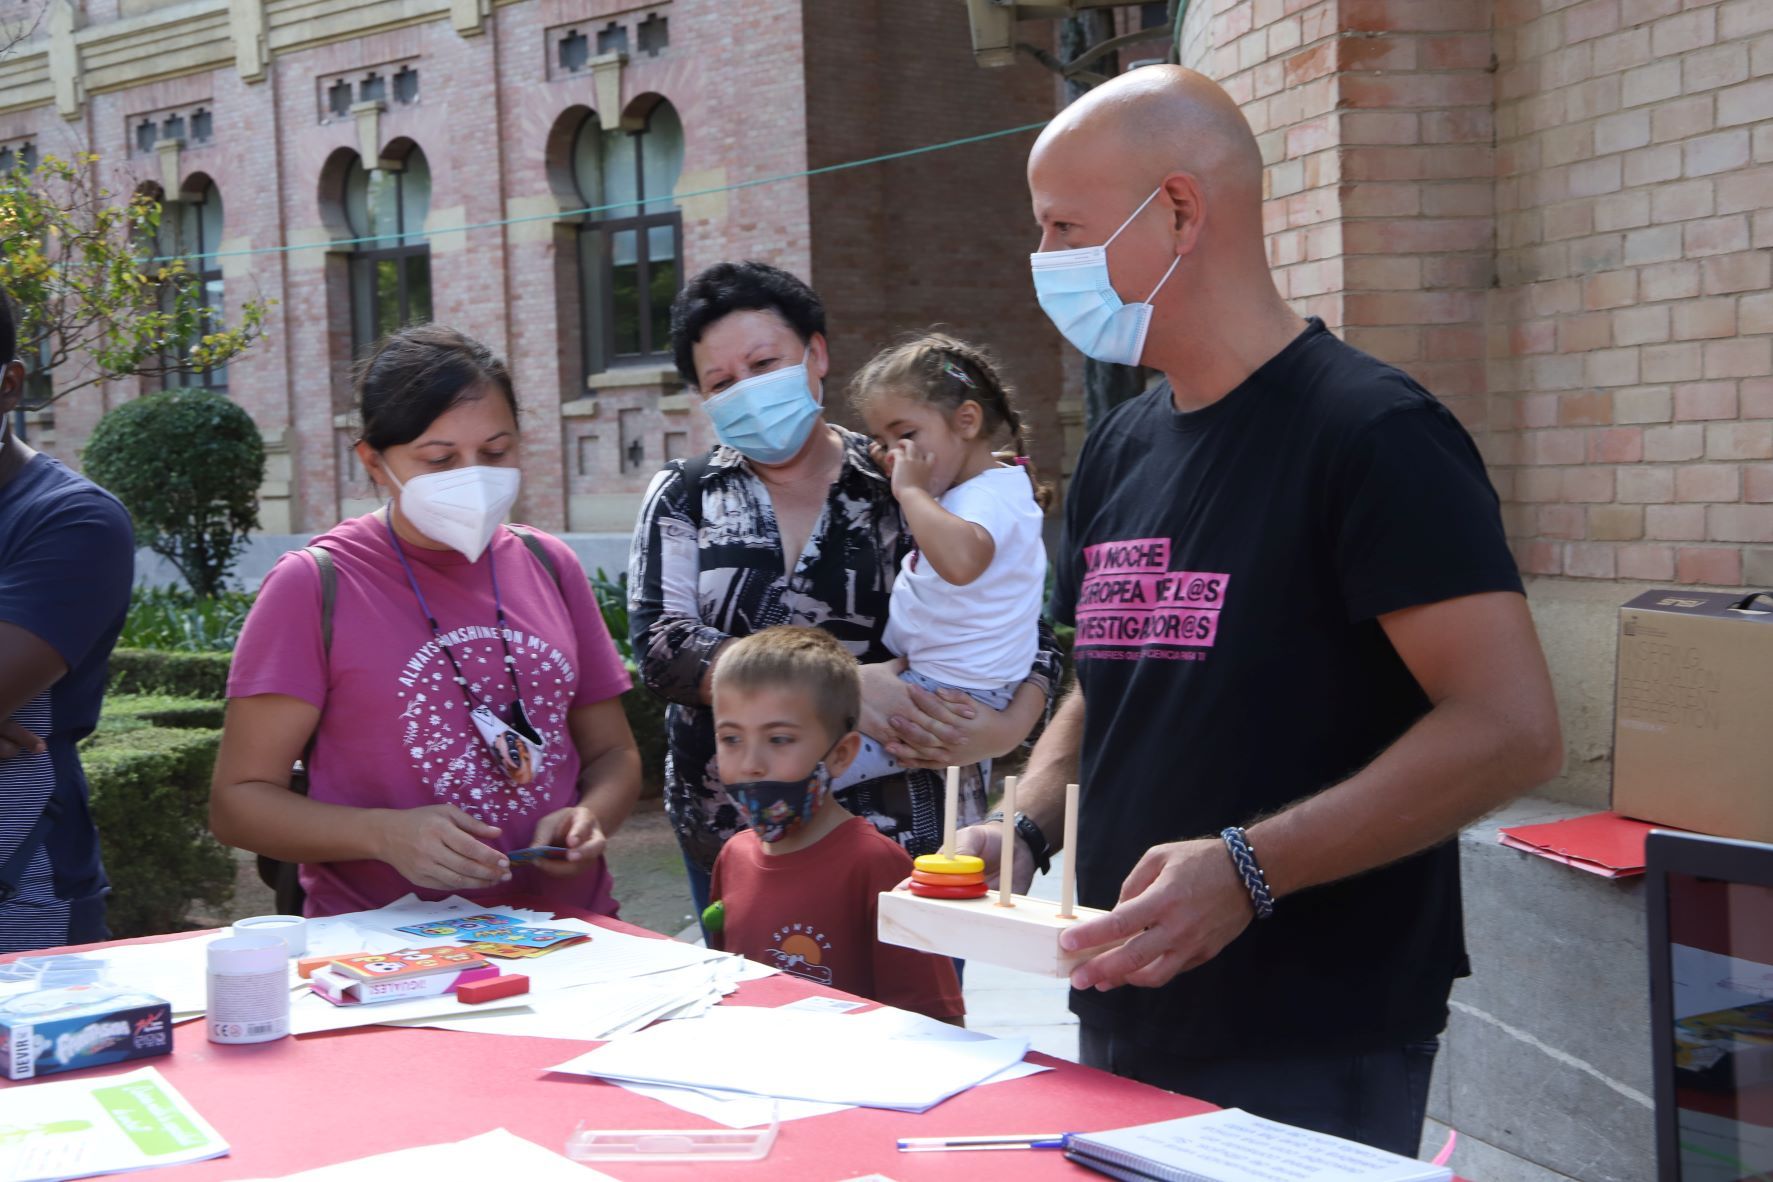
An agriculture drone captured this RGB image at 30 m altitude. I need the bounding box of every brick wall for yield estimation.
[1180,0,1772,590]
[803,0,1064,485]
[1490,0,1773,587]
[4,0,1066,538]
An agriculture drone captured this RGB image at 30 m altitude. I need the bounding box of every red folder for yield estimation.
[1496,811,1679,878]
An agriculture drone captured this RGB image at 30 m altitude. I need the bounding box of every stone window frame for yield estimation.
[139,175,230,395]
[316,58,422,125]
[326,141,435,358]
[0,138,37,175]
[567,99,684,379]
[548,3,671,80]
[128,102,217,157]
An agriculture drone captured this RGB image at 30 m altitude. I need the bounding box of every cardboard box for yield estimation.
[0,985,172,1080]
[1612,589,1773,844]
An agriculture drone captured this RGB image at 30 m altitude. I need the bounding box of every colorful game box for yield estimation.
[326,947,491,982]
[460,925,589,958]
[391,913,523,939]
[308,948,502,1006]
[0,986,172,1080]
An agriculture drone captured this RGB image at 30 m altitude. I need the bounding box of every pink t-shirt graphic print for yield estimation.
[229,513,633,918]
[1073,537,1229,661]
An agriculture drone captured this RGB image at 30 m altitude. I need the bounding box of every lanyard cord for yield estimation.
[382,510,525,713]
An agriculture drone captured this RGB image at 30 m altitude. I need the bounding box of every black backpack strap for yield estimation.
[680,450,713,533]
[506,525,562,592]
[305,545,337,656]
[0,795,61,905]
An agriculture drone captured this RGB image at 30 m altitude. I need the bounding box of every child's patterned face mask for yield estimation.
[726,744,837,843]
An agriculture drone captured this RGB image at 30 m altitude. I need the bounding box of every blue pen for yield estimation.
[897,1133,1073,1151]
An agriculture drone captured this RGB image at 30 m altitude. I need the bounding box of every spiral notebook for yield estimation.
[1064,1109,1452,1182]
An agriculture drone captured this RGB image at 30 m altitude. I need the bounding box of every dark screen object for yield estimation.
[1647,830,1773,1182]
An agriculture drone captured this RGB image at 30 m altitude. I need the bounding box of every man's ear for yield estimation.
[1163,171,1207,258]
[0,360,25,420]
[824,730,864,779]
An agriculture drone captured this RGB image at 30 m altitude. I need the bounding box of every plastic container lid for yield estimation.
[565,1109,778,1162]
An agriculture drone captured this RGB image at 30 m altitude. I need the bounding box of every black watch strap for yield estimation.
[986,808,1053,876]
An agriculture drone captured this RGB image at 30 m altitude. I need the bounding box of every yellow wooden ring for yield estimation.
[913,853,986,876]
[912,868,986,887]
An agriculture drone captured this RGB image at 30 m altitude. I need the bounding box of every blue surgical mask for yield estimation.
[701,351,822,464]
[1029,185,1182,367]
[726,745,835,844]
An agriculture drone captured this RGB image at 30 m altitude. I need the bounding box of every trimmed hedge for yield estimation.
[108,649,232,700]
[83,699,232,937]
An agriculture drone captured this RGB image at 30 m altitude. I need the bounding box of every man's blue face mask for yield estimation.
[1029,185,1181,367]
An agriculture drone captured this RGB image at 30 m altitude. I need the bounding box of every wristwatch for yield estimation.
[984,809,1053,876]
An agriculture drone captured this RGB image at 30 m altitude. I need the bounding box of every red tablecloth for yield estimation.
[1,912,1461,1180]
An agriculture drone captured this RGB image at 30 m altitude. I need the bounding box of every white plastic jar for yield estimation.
[206,932,291,1044]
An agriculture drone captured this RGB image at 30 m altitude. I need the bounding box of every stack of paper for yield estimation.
[391,956,757,1042]
[611,1002,1052,1128]
[0,1066,228,1182]
[291,904,754,1036]
[549,1005,1031,1112]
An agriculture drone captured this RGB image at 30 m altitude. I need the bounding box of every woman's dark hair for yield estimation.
[669,261,826,387]
[355,324,518,450]
[848,331,1055,513]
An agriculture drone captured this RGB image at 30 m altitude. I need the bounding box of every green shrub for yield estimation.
[103,694,227,731]
[590,568,667,796]
[84,388,266,598]
[622,688,666,797]
[590,568,634,667]
[83,708,231,937]
[120,587,252,652]
[108,648,232,700]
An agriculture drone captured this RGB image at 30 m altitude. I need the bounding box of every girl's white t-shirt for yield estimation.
[883,465,1048,691]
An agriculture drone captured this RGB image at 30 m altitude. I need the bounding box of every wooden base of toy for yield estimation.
[876,889,1122,978]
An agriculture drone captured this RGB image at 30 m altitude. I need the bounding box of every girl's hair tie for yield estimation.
[1013,455,1030,468]
[941,360,976,389]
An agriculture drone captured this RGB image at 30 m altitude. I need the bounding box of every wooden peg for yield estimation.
[941,765,959,856]
[1058,782,1080,920]
[997,776,1018,908]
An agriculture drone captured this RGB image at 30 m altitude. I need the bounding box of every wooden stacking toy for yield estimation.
[910,851,988,900]
[877,768,1124,977]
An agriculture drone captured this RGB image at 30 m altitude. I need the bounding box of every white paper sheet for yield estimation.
[289,985,532,1035]
[613,1054,1051,1131]
[487,920,730,990]
[231,1129,616,1181]
[0,935,225,1018]
[548,1005,1030,1112]
[0,1066,229,1182]
[609,1003,1050,1128]
[388,959,740,1042]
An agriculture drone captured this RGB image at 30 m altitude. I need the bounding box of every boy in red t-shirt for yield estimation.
[707,626,963,1023]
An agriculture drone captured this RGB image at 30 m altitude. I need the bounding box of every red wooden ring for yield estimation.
[909,881,991,900]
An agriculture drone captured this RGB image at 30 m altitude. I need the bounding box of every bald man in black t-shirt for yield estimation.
[954,67,1562,1156]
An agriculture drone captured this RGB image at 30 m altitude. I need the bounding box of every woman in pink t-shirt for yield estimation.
[210,326,640,917]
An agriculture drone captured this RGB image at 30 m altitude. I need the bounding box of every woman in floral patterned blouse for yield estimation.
[629,262,1060,916]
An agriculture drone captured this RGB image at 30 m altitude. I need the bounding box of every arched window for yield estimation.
[345,147,432,353]
[154,177,227,393]
[574,100,683,376]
